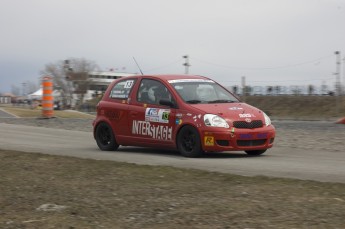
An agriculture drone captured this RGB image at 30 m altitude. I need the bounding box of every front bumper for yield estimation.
[200,125,275,152]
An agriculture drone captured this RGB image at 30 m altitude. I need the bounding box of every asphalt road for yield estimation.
[0,108,17,118]
[1,122,345,183]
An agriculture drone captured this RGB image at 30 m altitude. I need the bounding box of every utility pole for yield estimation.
[335,51,341,95]
[334,51,341,115]
[241,76,246,102]
[343,57,345,95]
[22,82,26,96]
[182,55,191,74]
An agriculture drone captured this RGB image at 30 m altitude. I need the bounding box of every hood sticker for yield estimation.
[229,107,243,110]
[176,113,183,118]
[239,113,255,118]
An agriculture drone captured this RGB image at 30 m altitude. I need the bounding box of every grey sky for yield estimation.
[1,0,344,94]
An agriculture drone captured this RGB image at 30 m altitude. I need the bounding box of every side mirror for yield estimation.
[159,99,177,108]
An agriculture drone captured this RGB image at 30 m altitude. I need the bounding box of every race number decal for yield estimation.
[124,80,134,88]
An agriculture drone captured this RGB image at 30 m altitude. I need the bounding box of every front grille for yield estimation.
[233,120,263,129]
[216,140,229,146]
[237,139,266,147]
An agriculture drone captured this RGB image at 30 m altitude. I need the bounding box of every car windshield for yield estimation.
[168,79,239,104]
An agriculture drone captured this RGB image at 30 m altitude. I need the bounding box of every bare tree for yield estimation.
[11,85,21,96]
[26,81,39,94]
[41,58,99,108]
[308,85,314,95]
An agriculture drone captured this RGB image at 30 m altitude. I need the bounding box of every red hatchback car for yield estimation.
[93,74,275,157]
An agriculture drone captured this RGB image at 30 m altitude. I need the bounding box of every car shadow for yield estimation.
[118,146,180,157]
[115,146,264,159]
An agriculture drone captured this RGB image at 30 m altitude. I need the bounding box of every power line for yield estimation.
[191,54,334,70]
[143,59,181,73]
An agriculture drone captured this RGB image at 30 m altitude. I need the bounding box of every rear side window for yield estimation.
[109,79,136,99]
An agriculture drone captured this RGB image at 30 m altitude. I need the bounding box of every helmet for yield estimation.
[148,86,157,102]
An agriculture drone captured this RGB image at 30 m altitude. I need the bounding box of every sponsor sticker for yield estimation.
[239,134,253,139]
[145,108,170,123]
[257,133,268,138]
[132,120,172,140]
[105,111,121,120]
[204,136,214,146]
[175,118,182,125]
[239,113,252,118]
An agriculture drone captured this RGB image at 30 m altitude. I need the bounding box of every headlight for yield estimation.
[204,114,229,128]
[263,112,271,126]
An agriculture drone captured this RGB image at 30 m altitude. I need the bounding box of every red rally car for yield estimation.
[93,74,275,157]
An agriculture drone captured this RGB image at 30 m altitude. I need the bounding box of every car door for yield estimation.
[126,78,177,147]
[104,78,138,140]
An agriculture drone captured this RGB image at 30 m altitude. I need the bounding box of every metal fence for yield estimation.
[226,85,341,96]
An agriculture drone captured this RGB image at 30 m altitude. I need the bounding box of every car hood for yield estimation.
[189,102,265,121]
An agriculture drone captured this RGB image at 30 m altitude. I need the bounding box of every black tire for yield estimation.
[177,126,203,157]
[245,149,267,156]
[95,122,119,151]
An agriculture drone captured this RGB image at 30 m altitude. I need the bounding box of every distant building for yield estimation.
[83,71,136,101]
[0,95,12,104]
[87,71,135,92]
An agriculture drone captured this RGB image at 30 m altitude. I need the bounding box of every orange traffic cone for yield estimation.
[335,117,345,124]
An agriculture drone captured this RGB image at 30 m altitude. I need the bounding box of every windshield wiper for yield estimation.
[186,100,202,104]
[208,100,236,104]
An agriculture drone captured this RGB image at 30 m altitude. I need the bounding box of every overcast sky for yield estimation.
[1,0,344,94]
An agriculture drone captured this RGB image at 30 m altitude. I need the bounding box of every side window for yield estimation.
[109,79,136,99]
[137,79,172,105]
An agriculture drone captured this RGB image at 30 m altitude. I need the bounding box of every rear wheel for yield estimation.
[95,122,119,151]
[245,149,267,156]
[177,126,203,157]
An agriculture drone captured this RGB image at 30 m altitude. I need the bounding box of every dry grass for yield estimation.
[2,95,345,120]
[244,95,345,120]
[1,107,94,119]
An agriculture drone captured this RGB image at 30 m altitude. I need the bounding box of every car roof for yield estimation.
[127,74,211,82]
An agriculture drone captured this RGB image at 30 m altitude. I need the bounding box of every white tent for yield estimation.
[27,88,61,100]
[27,88,43,100]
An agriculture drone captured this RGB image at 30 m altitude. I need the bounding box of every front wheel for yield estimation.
[95,122,119,151]
[245,149,267,156]
[177,126,203,157]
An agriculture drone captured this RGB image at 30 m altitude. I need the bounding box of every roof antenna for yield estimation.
[133,57,144,75]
